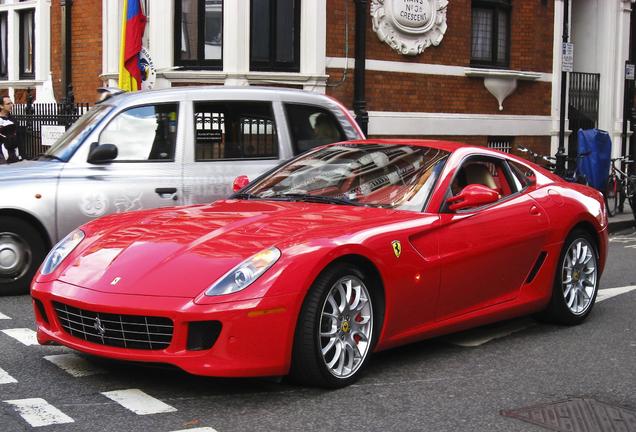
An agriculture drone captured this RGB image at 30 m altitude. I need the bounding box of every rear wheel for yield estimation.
[605,175,618,217]
[290,263,380,388]
[541,229,599,325]
[0,216,47,295]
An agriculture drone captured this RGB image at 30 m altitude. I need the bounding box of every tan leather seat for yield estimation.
[463,163,497,189]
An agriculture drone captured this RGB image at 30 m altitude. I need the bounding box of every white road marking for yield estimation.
[44,353,106,377]
[170,428,219,432]
[2,328,39,346]
[443,318,535,347]
[596,285,636,303]
[0,367,17,384]
[4,398,74,427]
[101,389,177,415]
[0,312,11,319]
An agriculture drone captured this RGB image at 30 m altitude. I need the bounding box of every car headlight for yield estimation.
[205,247,281,296]
[40,229,85,275]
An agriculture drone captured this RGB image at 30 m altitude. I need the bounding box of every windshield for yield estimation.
[43,104,113,161]
[241,143,449,212]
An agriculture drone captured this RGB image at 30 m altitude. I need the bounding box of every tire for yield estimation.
[289,263,381,388]
[605,176,618,217]
[541,229,599,325]
[0,216,47,295]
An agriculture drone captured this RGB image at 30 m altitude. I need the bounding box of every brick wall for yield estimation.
[325,0,554,117]
[50,0,103,103]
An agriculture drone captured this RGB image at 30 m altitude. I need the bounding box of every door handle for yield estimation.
[155,187,178,200]
[529,205,541,216]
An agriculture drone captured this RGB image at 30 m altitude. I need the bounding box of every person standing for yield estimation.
[0,96,22,164]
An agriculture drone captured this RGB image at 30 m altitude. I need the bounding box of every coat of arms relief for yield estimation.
[371,0,449,56]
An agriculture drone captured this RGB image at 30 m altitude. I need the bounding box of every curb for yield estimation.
[608,218,635,233]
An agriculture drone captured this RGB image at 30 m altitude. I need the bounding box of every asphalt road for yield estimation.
[0,228,634,432]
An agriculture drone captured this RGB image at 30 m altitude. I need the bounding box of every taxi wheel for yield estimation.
[290,263,379,388]
[541,229,599,325]
[0,216,47,295]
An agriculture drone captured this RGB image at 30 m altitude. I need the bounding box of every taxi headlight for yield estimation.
[205,247,281,296]
[40,230,85,275]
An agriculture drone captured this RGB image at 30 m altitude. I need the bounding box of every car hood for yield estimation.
[57,199,400,298]
[0,160,64,180]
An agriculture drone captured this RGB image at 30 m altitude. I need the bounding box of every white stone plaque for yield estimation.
[41,125,66,147]
[371,0,448,56]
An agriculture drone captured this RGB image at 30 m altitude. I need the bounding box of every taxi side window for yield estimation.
[194,101,278,160]
[98,104,178,162]
[284,104,346,155]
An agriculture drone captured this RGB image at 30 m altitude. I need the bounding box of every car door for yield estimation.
[434,156,550,321]
[181,99,287,205]
[56,102,183,238]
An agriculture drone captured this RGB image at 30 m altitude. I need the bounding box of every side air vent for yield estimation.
[525,251,547,284]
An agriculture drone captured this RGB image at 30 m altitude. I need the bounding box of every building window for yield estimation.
[0,12,7,80]
[471,0,510,68]
[19,8,35,78]
[174,0,223,68]
[250,0,300,72]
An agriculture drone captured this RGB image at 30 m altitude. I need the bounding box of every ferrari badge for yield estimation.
[391,240,401,258]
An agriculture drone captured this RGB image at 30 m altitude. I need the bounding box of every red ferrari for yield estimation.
[31,140,608,388]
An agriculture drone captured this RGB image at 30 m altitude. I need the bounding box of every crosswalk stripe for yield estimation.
[596,285,636,303]
[4,398,74,427]
[1,328,39,346]
[0,367,17,384]
[101,389,177,415]
[44,353,106,377]
[170,428,219,432]
[0,312,11,320]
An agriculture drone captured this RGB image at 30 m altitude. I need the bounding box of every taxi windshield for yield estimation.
[241,143,449,212]
[42,104,113,162]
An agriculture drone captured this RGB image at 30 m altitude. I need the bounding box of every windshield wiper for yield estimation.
[35,153,64,162]
[268,193,361,206]
[230,192,260,200]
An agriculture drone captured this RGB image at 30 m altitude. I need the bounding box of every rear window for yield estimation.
[194,101,278,160]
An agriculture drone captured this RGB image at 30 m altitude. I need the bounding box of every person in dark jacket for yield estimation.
[0,96,22,164]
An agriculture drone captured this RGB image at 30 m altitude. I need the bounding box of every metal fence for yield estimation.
[568,72,600,167]
[11,95,91,159]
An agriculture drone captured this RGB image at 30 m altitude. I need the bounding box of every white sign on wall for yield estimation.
[41,125,66,147]
[626,64,635,81]
[371,0,449,56]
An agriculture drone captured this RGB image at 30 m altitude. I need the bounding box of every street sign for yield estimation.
[626,63,635,80]
[562,42,574,72]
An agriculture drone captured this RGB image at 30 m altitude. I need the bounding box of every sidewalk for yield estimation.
[608,201,635,233]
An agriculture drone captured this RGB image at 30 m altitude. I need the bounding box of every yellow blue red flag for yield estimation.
[118,0,147,91]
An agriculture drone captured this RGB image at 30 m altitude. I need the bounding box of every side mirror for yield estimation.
[232,175,250,192]
[446,184,500,211]
[87,143,118,164]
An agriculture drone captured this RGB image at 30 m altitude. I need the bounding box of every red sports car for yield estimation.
[31,140,608,388]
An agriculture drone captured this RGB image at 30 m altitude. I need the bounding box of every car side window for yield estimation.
[284,103,346,155]
[194,101,278,160]
[450,157,515,199]
[98,104,178,162]
[508,160,534,190]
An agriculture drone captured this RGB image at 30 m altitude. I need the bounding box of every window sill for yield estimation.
[0,79,43,87]
[161,70,328,84]
[464,67,542,111]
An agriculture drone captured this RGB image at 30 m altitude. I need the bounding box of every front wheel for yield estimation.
[605,175,618,217]
[0,216,47,295]
[540,230,599,325]
[290,263,380,388]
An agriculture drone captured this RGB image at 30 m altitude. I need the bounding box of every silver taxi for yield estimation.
[0,87,364,294]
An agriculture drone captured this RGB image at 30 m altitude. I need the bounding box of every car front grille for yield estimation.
[52,302,173,351]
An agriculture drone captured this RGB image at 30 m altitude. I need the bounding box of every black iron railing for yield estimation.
[11,89,91,159]
[568,72,600,167]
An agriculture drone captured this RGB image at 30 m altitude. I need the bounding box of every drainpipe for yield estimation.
[353,0,368,136]
[60,0,73,102]
[556,0,570,178]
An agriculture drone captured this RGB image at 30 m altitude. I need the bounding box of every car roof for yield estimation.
[101,86,335,105]
[334,139,477,153]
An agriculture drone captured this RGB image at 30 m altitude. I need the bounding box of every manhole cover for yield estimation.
[501,398,636,432]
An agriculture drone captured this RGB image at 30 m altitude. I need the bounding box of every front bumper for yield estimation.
[31,280,302,377]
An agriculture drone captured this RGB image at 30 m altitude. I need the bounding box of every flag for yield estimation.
[118,0,147,92]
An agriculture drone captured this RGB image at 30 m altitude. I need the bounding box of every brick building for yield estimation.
[1,0,634,161]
